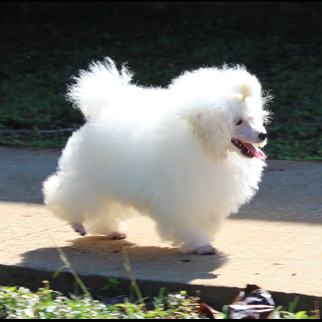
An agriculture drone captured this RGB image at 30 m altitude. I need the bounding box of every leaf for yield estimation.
[53,265,68,278]
[24,308,34,317]
[197,302,224,319]
[46,306,56,313]
[294,311,310,319]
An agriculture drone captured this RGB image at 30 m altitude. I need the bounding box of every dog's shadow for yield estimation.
[20,236,228,283]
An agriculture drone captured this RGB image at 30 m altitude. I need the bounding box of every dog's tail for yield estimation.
[67,57,133,120]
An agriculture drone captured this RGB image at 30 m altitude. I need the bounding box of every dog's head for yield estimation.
[230,96,269,161]
[173,65,272,161]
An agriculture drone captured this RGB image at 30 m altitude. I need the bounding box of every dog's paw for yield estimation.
[109,232,127,240]
[195,245,217,255]
[72,223,86,236]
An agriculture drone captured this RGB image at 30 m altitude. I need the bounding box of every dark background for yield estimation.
[1,2,322,160]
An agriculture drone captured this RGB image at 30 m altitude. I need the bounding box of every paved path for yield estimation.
[0,146,321,310]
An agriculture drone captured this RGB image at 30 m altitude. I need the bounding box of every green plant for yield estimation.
[122,247,145,305]
[0,284,110,319]
[1,283,317,319]
[96,277,122,301]
[275,297,317,319]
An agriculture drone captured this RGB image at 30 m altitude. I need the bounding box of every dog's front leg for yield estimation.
[195,245,217,255]
[179,228,216,255]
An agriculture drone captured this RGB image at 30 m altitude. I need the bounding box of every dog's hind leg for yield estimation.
[72,223,86,236]
[72,223,126,239]
[84,204,129,237]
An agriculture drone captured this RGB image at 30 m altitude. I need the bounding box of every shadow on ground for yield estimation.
[19,236,227,283]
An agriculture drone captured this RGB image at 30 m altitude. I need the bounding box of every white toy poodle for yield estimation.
[43,58,271,255]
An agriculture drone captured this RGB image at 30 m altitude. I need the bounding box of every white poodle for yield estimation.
[43,58,271,255]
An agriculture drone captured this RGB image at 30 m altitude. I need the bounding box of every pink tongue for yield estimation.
[241,142,266,161]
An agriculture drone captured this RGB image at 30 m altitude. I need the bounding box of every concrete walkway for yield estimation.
[0,146,321,311]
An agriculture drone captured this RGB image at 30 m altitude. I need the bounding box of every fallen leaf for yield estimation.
[198,302,224,319]
[228,284,276,319]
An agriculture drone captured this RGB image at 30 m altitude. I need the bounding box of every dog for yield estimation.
[43,58,271,255]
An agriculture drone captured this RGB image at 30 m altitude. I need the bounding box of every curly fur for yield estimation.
[43,58,271,254]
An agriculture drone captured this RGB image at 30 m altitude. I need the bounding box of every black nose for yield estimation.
[259,132,267,140]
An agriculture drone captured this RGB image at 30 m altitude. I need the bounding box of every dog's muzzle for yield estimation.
[231,138,266,161]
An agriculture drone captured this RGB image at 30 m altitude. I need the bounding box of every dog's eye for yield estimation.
[235,120,243,126]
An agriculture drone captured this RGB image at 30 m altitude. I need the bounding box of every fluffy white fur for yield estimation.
[43,58,271,255]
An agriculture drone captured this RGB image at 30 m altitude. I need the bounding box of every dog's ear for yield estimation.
[181,106,233,160]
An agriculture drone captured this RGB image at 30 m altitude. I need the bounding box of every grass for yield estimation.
[1,3,322,160]
[0,280,318,319]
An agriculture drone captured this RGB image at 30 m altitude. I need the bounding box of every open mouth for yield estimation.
[231,138,266,161]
